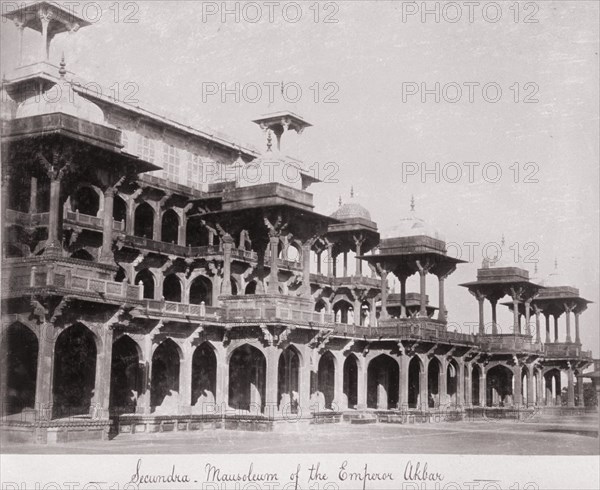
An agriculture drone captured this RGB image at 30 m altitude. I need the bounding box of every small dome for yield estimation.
[382,198,443,240]
[330,188,372,221]
[540,260,570,288]
[15,58,106,125]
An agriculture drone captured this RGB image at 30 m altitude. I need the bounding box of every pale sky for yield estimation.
[1,1,598,356]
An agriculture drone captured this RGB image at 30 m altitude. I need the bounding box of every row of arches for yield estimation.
[0,322,572,420]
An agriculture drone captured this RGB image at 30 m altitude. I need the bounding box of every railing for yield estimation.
[544,342,591,358]
[64,210,125,232]
[141,300,223,318]
[479,334,543,353]
[310,273,381,289]
[2,260,141,300]
[4,209,49,227]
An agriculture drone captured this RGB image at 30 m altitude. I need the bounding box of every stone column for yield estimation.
[326,243,333,278]
[179,342,193,415]
[354,240,362,276]
[567,368,575,408]
[137,336,153,414]
[152,209,161,241]
[215,347,228,412]
[524,299,531,335]
[299,357,311,416]
[526,369,534,407]
[369,298,377,328]
[419,362,428,410]
[480,370,487,407]
[438,359,447,408]
[438,275,447,322]
[126,200,136,236]
[264,347,279,417]
[47,178,62,250]
[554,315,559,343]
[302,242,312,298]
[398,355,409,410]
[512,297,520,335]
[564,306,572,343]
[353,297,361,327]
[545,314,550,344]
[399,275,407,319]
[575,312,581,344]
[333,357,345,410]
[477,293,485,335]
[464,363,472,406]
[457,360,465,407]
[490,299,498,335]
[35,323,56,421]
[178,216,186,246]
[513,366,522,406]
[29,177,38,213]
[342,252,348,277]
[39,9,53,60]
[268,235,280,294]
[100,187,115,262]
[356,357,367,410]
[577,376,585,407]
[221,235,233,295]
[380,268,389,321]
[534,308,541,343]
[418,269,427,317]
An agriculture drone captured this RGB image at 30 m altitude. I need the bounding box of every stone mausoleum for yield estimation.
[0,2,596,444]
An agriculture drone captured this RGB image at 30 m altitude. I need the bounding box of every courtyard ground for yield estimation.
[2,412,598,455]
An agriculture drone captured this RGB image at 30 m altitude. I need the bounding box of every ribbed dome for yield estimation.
[382,198,443,240]
[540,261,570,288]
[330,189,372,221]
[331,201,371,221]
[16,59,106,125]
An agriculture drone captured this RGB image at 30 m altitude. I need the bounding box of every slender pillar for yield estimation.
[526,369,534,407]
[398,355,409,410]
[268,235,280,294]
[302,242,312,298]
[380,268,389,320]
[126,200,135,235]
[356,358,367,410]
[353,297,361,327]
[179,343,193,415]
[46,177,63,251]
[418,269,427,317]
[464,363,472,406]
[137,336,153,414]
[490,299,498,335]
[534,309,541,343]
[221,235,233,295]
[575,312,581,344]
[536,370,543,406]
[419,363,428,410]
[477,294,485,335]
[524,299,531,335]
[457,361,465,408]
[326,243,333,278]
[439,360,447,407]
[39,10,52,60]
[100,188,115,262]
[35,323,55,420]
[333,357,344,410]
[564,306,572,343]
[399,275,407,319]
[354,240,362,276]
[29,177,38,213]
[479,371,486,407]
[567,369,575,408]
[513,366,522,406]
[152,209,161,241]
[545,314,550,344]
[554,315,559,343]
[177,217,186,246]
[316,252,322,275]
[512,297,520,335]
[343,252,348,277]
[265,347,279,417]
[369,298,377,328]
[438,275,446,322]
[577,376,585,407]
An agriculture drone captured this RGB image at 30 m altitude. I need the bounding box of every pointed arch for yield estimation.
[151,338,181,410]
[109,335,143,415]
[191,342,217,407]
[161,209,179,243]
[367,354,399,409]
[134,202,154,239]
[228,344,266,413]
[343,354,359,409]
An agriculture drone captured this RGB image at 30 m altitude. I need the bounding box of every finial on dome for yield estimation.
[266,131,273,152]
[410,195,415,212]
[338,195,342,207]
[350,186,354,199]
[59,53,66,77]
